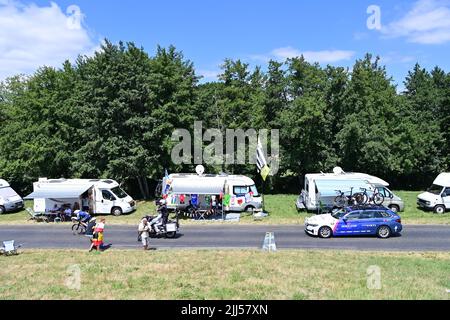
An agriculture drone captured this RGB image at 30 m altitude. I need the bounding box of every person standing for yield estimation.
[138,218,151,250]
[81,193,89,212]
[90,218,106,252]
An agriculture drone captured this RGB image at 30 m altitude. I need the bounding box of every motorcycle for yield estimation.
[140,213,180,239]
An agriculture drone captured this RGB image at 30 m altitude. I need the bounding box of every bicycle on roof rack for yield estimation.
[334,187,364,208]
[357,187,385,206]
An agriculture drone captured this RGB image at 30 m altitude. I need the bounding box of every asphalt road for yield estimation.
[0,224,449,252]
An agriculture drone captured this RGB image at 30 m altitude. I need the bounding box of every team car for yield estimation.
[304,206,403,239]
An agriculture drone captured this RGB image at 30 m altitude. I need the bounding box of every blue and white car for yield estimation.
[305,206,403,239]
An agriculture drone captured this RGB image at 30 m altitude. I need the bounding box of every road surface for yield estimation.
[0,225,449,252]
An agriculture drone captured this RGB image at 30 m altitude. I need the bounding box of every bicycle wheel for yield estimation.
[334,196,347,208]
[72,223,86,235]
[373,193,385,206]
[360,193,369,205]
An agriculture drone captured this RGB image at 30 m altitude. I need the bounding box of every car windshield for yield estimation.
[331,209,348,219]
[111,187,128,199]
[428,184,443,195]
[250,185,260,197]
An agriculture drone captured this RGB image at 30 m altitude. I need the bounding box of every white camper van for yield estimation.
[297,168,405,212]
[158,173,262,213]
[417,173,450,214]
[25,178,136,216]
[0,179,24,214]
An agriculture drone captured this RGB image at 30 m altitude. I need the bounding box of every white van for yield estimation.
[158,173,262,213]
[25,178,136,216]
[417,173,450,214]
[0,179,24,214]
[297,168,405,212]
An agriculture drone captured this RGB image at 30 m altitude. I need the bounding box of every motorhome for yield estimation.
[297,168,405,213]
[0,179,24,214]
[25,178,136,216]
[417,173,450,214]
[157,173,262,213]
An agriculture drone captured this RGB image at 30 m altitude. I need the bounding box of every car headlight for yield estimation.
[307,223,319,227]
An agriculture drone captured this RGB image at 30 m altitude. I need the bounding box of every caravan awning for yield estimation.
[314,179,372,197]
[169,179,225,195]
[24,185,93,200]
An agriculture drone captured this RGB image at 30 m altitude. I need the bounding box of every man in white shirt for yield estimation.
[138,218,151,250]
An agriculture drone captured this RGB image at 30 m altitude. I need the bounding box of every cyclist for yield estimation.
[75,209,91,227]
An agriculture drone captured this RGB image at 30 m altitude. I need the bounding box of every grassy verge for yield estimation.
[0,249,449,300]
[0,192,449,225]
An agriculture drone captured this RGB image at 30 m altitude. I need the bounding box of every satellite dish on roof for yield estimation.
[196,165,205,176]
[333,167,345,175]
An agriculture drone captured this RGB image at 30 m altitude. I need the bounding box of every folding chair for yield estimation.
[1,240,21,256]
[26,208,49,223]
[197,209,208,220]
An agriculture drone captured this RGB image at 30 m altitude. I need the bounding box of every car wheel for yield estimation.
[0,206,5,215]
[318,226,333,239]
[434,205,445,214]
[389,205,400,213]
[112,207,123,216]
[377,225,391,239]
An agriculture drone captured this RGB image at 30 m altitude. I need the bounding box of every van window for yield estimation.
[102,190,116,201]
[443,188,450,197]
[250,185,260,197]
[377,187,392,198]
[428,184,444,195]
[234,186,249,196]
[111,187,128,199]
[0,187,18,198]
[376,187,386,197]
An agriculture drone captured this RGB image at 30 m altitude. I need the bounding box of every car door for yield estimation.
[358,210,378,234]
[96,189,116,214]
[335,211,361,235]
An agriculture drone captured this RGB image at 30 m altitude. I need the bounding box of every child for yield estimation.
[90,218,106,252]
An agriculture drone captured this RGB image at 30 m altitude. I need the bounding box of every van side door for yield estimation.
[443,188,450,209]
[96,189,116,214]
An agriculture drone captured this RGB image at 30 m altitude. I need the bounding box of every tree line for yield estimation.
[0,40,449,198]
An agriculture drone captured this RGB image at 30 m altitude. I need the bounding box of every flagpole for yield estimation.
[262,177,266,213]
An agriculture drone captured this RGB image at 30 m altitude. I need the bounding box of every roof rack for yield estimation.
[347,204,386,210]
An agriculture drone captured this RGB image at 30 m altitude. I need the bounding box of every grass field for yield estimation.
[1,249,449,300]
[0,191,449,225]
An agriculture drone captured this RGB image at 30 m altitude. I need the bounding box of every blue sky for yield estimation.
[2,0,450,88]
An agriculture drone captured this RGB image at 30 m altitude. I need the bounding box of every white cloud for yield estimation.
[381,0,450,44]
[197,69,220,81]
[379,52,416,64]
[0,0,98,79]
[270,47,355,63]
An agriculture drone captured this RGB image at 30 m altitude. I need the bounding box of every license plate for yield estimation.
[166,223,177,232]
